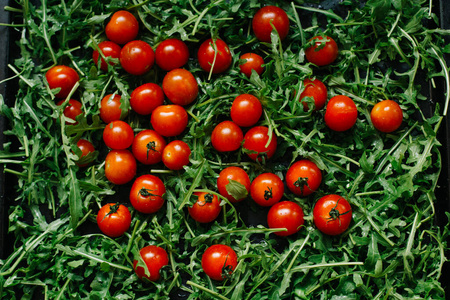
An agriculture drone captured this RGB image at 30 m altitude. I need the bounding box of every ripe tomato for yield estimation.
[155,38,189,71]
[239,53,265,78]
[129,174,166,214]
[151,105,188,137]
[105,10,139,45]
[92,41,121,71]
[162,68,198,106]
[230,94,262,127]
[197,38,232,74]
[96,203,131,238]
[324,95,358,132]
[99,94,128,124]
[250,172,284,207]
[217,166,250,203]
[243,126,277,161]
[130,83,164,116]
[252,5,290,43]
[188,192,221,223]
[313,194,352,235]
[57,99,83,124]
[370,100,403,133]
[103,120,134,150]
[201,244,238,281]
[131,129,166,165]
[211,121,244,152]
[120,40,154,75]
[162,140,191,170]
[104,150,137,185]
[133,245,169,282]
[305,35,339,66]
[286,160,322,197]
[267,201,304,236]
[75,139,95,167]
[299,78,328,111]
[46,65,79,99]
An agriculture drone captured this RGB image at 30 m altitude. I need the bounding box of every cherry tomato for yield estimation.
[151,105,188,137]
[129,174,166,214]
[75,139,95,167]
[305,35,338,66]
[92,41,121,71]
[324,95,358,132]
[250,172,284,207]
[188,192,221,223]
[57,99,83,124]
[239,53,265,78]
[162,68,198,106]
[131,129,166,165]
[96,203,131,238]
[155,38,189,71]
[252,5,290,43]
[133,245,169,282]
[105,10,139,45]
[46,65,79,99]
[130,83,164,116]
[370,100,403,133]
[201,244,238,281]
[299,78,328,111]
[267,201,304,236]
[243,126,277,161]
[120,40,154,75]
[313,194,352,235]
[162,140,191,170]
[103,120,134,150]
[217,166,250,203]
[197,38,232,74]
[286,160,322,197]
[230,94,262,127]
[99,94,128,124]
[104,150,137,185]
[211,121,243,152]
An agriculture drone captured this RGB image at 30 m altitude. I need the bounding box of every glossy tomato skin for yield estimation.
[370,100,403,133]
[286,160,322,197]
[57,99,83,124]
[162,69,198,106]
[103,120,134,150]
[105,10,139,45]
[96,203,131,238]
[217,166,251,203]
[202,244,238,281]
[239,53,265,78]
[188,192,221,223]
[130,174,166,214]
[197,38,232,74]
[299,78,328,111]
[162,140,191,170]
[93,41,121,71]
[133,245,169,281]
[105,150,137,185]
[151,105,188,137]
[267,201,304,236]
[132,129,166,165]
[75,139,95,167]
[120,40,154,75]
[211,121,244,152]
[324,95,358,132]
[250,172,284,207]
[230,94,263,127]
[46,65,79,99]
[155,38,189,71]
[130,83,164,116]
[305,35,338,66]
[243,126,277,161]
[252,5,290,43]
[100,94,128,124]
[313,194,352,235]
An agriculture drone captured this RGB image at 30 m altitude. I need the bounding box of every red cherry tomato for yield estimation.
[243,126,277,161]
[103,120,134,150]
[99,94,128,124]
[104,150,137,185]
[96,203,131,238]
[162,68,198,106]
[305,35,338,66]
[324,95,358,132]
[211,121,244,152]
[197,38,232,74]
[46,65,79,99]
[267,201,304,236]
[133,245,169,281]
[370,100,403,133]
[129,174,166,214]
[217,166,250,203]
[155,38,189,71]
[286,160,322,197]
[120,40,155,75]
[239,53,265,78]
[151,105,188,137]
[313,194,352,235]
[299,78,328,111]
[250,172,284,207]
[131,129,166,165]
[57,99,83,124]
[162,140,191,170]
[130,83,164,116]
[92,41,121,71]
[230,94,263,127]
[75,139,95,167]
[188,192,222,223]
[105,10,139,45]
[252,5,290,43]
[201,244,238,281]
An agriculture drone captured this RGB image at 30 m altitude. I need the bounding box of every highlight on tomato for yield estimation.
[239,53,265,78]
[46,65,79,99]
[150,104,188,137]
[313,194,352,235]
[75,139,96,167]
[370,99,403,133]
[162,68,198,106]
[155,38,189,71]
[250,172,284,207]
[92,41,121,71]
[120,40,155,75]
[129,174,166,214]
[305,35,339,66]
[211,120,244,152]
[201,244,238,281]
[299,78,328,111]
[57,99,83,124]
[104,149,137,185]
[197,38,232,74]
[130,83,164,116]
[96,203,131,238]
[103,120,134,150]
[252,5,290,43]
[162,140,191,170]
[133,245,169,282]
[105,10,139,45]
[267,201,304,236]
[242,126,277,161]
[286,159,322,197]
[217,166,250,203]
[230,94,263,127]
[99,94,128,124]
[131,129,166,165]
[188,192,222,223]
[324,95,358,132]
